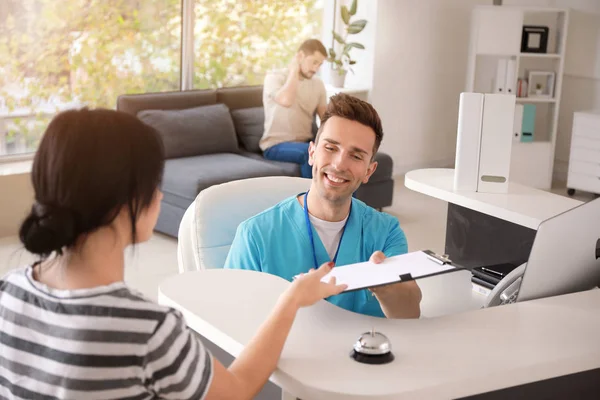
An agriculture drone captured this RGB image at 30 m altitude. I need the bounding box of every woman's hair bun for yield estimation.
[19,202,78,257]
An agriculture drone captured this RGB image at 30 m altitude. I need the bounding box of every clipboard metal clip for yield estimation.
[423,250,452,265]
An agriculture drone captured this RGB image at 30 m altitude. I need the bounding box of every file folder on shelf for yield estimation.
[513,104,524,142]
[495,59,507,93]
[505,59,517,95]
[522,104,536,142]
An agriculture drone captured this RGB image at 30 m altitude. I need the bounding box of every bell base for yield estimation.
[350,350,395,365]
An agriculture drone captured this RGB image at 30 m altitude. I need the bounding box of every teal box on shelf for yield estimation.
[521,104,536,142]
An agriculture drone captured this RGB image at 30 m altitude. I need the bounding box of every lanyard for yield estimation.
[303,191,351,270]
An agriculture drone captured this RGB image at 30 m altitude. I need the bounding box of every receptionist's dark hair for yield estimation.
[19,108,165,259]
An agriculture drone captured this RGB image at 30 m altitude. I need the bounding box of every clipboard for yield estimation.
[319,250,464,293]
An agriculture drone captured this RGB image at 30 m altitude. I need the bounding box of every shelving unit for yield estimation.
[466,5,569,190]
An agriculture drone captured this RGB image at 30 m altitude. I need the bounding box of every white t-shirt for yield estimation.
[309,213,349,260]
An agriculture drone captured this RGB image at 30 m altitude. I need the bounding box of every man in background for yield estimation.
[260,39,328,178]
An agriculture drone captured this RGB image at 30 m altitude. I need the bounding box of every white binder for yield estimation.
[454,93,484,192]
[495,59,507,93]
[513,104,524,142]
[505,59,517,95]
[478,94,516,193]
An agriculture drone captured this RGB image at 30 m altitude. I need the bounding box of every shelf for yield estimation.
[475,53,561,59]
[519,53,561,59]
[516,97,556,104]
[513,140,552,146]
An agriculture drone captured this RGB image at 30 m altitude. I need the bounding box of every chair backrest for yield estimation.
[177,176,311,272]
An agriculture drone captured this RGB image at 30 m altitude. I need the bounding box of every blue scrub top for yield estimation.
[224,195,408,317]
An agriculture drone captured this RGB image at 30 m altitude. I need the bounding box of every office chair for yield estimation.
[177,176,311,272]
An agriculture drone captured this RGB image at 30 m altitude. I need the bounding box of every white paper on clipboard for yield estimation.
[320,251,459,292]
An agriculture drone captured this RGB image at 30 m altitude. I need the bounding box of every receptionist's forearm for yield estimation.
[375,281,422,319]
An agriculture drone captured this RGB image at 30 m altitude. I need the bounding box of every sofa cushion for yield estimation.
[161,153,289,209]
[231,107,265,153]
[138,104,239,159]
[241,151,301,176]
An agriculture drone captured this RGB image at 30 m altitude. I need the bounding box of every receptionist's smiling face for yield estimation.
[308,116,378,204]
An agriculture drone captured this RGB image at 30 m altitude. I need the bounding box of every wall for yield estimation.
[368,0,600,178]
[504,0,600,182]
[0,172,33,238]
[370,0,489,176]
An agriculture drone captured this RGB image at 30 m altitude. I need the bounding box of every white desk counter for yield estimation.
[159,269,600,400]
[405,168,584,268]
[405,168,582,230]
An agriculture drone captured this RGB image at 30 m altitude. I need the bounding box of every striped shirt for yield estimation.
[0,267,213,400]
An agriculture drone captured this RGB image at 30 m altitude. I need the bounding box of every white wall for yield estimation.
[370,0,489,176]
[504,0,600,182]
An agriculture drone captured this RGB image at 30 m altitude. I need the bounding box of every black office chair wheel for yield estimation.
[567,188,575,196]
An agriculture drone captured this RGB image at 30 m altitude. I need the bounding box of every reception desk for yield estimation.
[404,168,583,268]
[159,269,600,400]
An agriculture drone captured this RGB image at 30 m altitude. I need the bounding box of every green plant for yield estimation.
[327,0,367,76]
[535,83,543,90]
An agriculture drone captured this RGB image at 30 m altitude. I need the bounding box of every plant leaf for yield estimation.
[350,0,357,16]
[349,60,357,65]
[341,6,350,25]
[345,42,365,50]
[328,47,336,59]
[332,31,345,44]
[347,20,367,34]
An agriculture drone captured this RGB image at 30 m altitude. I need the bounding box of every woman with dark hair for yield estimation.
[0,108,346,399]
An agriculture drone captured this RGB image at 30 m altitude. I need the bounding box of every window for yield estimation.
[0,0,325,158]
[193,0,324,89]
[0,0,181,157]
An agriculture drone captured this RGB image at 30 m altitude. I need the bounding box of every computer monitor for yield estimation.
[517,197,600,302]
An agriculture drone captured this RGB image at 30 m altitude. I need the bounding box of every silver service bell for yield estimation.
[350,328,395,364]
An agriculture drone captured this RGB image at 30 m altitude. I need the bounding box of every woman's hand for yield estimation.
[282,262,347,309]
